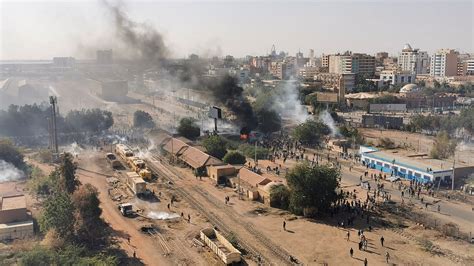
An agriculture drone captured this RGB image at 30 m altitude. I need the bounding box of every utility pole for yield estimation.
[452,157,455,191]
[254,140,258,166]
[49,96,58,155]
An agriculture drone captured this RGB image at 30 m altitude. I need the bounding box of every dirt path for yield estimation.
[75,158,172,266]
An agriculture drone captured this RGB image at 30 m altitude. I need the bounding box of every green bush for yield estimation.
[223,151,246,165]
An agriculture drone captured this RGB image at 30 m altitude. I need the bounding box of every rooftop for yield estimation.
[238,168,272,187]
[1,194,26,211]
[363,149,455,174]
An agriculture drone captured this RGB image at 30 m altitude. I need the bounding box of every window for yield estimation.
[414,172,421,178]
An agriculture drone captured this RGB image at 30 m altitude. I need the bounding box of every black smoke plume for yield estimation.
[208,75,257,130]
[102,1,168,67]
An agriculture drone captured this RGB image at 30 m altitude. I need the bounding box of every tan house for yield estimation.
[0,194,34,241]
[207,164,236,184]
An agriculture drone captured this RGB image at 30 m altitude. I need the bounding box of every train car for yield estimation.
[105,153,121,169]
[115,144,135,162]
[125,172,146,195]
[131,159,152,181]
[200,228,241,264]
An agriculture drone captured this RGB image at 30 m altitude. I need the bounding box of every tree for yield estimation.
[59,153,78,194]
[133,110,155,128]
[72,184,107,248]
[286,164,341,216]
[19,245,57,266]
[39,191,75,240]
[370,95,402,104]
[430,131,457,159]
[292,119,330,146]
[65,109,113,132]
[177,117,200,140]
[0,139,25,170]
[223,151,246,164]
[202,135,227,159]
[238,143,269,160]
[269,184,290,210]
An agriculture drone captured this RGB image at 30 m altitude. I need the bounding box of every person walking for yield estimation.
[127,236,130,244]
[364,258,368,266]
[283,221,286,231]
[187,214,191,223]
[380,236,385,247]
[346,231,350,241]
[437,204,441,212]
[350,247,354,257]
[385,251,390,263]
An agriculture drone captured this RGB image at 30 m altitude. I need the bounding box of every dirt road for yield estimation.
[75,157,172,266]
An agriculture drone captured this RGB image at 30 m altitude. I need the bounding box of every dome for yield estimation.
[400,83,420,93]
[403,43,413,51]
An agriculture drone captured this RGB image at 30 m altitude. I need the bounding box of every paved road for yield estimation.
[340,166,474,234]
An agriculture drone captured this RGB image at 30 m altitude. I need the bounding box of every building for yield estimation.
[397,44,430,74]
[328,52,375,76]
[379,70,415,85]
[207,164,236,184]
[466,59,474,75]
[314,72,355,91]
[229,67,250,83]
[359,146,474,184]
[269,61,294,80]
[96,50,113,64]
[362,114,403,129]
[321,54,330,68]
[376,52,389,63]
[0,194,34,241]
[382,57,398,71]
[430,49,458,77]
[298,66,320,80]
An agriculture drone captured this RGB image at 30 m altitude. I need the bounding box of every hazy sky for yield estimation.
[1,0,473,60]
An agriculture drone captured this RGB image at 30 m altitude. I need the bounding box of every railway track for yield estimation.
[146,156,299,265]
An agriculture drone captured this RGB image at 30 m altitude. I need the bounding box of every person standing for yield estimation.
[346,231,350,241]
[385,251,390,263]
[283,220,286,231]
[350,247,354,257]
[364,258,368,266]
[380,236,385,247]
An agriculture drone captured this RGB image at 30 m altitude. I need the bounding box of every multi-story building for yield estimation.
[314,72,355,91]
[430,49,458,77]
[379,70,415,85]
[298,66,320,80]
[328,52,375,76]
[269,61,289,80]
[321,54,330,68]
[376,52,389,66]
[397,44,429,74]
[466,59,474,75]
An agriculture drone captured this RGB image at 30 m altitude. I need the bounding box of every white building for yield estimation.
[430,49,458,77]
[397,44,430,74]
[380,70,416,85]
[466,59,474,75]
[359,146,454,183]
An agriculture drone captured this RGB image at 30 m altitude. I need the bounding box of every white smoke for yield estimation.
[319,110,339,136]
[63,142,83,157]
[271,80,309,123]
[134,139,156,160]
[147,211,180,220]
[0,160,24,183]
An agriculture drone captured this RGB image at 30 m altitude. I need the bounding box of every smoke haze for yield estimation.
[0,160,24,183]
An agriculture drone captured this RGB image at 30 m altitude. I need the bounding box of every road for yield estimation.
[341,166,474,234]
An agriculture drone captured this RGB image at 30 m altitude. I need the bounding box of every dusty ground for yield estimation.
[2,142,473,266]
[359,128,474,166]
